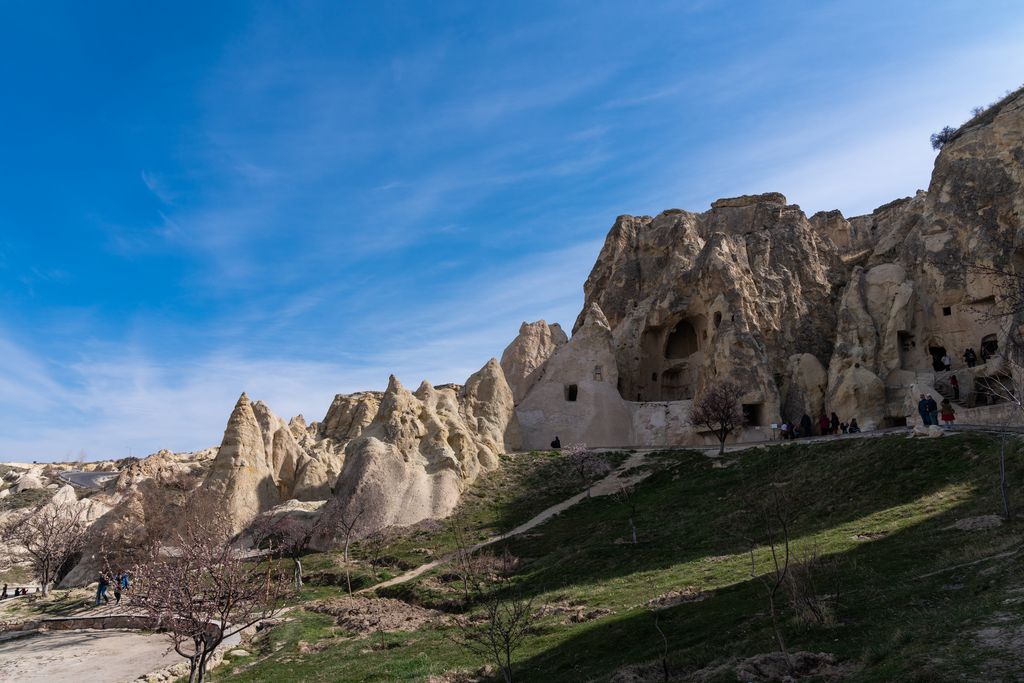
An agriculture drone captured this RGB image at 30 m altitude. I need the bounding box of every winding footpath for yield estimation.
[365,451,653,593]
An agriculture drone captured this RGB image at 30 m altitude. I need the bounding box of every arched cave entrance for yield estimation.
[929,345,947,372]
[982,334,998,357]
[666,321,699,359]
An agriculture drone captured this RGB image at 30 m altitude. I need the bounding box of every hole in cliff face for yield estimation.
[565,384,578,402]
[714,312,722,328]
[665,320,699,359]
[742,403,765,427]
[929,346,947,371]
[898,331,916,370]
[982,334,998,356]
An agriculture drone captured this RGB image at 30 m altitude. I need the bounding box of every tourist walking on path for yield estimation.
[941,354,952,371]
[96,574,109,606]
[964,348,977,368]
[941,399,956,425]
[818,414,830,436]
[801,413,813,438]
[918,394,931,425]
[113,573,122,605]
[1,584,7,600]
[829,412,840,434]
[926,394,939,427]
[950,375,960,401]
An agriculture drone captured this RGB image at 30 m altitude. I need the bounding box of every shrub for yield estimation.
[930,126,957,150]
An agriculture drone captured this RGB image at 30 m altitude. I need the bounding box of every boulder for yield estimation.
[13,475,43,493]
[825,364,887,431]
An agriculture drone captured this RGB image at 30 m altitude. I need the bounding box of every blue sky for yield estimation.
[2,1,1023,462]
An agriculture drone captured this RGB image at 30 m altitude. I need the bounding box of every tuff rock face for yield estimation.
[328,358,521,530]
[509,85,1024,445]
[500,320,568,403]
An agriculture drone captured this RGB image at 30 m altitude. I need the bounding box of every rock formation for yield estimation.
[329,358,521,530]
[500,320,568,403]
[508,85,1024,446]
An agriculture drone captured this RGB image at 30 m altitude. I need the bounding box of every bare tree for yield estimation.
[562,443,611,497]
[5,495,89,594]
[452,551,535,683]
[128,509,288,683]
[687,379,747,454]
[611,480,640,544]
[731,463,799,676]
[244,502,343,594]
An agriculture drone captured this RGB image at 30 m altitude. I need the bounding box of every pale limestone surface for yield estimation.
[0,629,177,683]
[326,358,521,532]
[500,320,568,403]
[509,86,1024,446]
[516,303,633,449]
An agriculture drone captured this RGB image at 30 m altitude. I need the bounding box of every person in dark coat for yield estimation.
[550,436,561,449]
[964,348,977,368]
[848,418,861,433]
[926,394,939,426]
[800,414,813,438]
[918,394,931,426]
[96,574,110,606]
[829,413,841,434]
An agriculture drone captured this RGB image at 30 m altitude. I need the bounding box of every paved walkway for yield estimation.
[0,629,179,683]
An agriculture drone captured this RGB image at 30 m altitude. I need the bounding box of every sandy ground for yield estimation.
[0,629,181,683]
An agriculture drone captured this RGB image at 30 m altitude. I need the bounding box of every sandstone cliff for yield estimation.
[509,85,1024,446]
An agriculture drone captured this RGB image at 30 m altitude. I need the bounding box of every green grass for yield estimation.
[190,435,1024,681]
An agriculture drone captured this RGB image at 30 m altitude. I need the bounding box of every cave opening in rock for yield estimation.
[565,384,578,402]
[982,334,998,356]
[929,346,947,371]
[743,403,766,427]
[898,331,915,369]
[665,320,699,359]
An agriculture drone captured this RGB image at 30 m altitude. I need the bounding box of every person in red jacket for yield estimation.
[818,414,830,436]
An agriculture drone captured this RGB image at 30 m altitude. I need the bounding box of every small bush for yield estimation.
[930,126,957,150]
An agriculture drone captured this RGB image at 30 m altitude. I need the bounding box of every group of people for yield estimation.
[96,572,129,606]
[963,346,994,368]
[780,412,861,439]
[918,393,956,426]
[0,584,36,599]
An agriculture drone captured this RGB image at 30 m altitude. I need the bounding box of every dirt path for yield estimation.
[0,629,179,683]
[366,452,652,592]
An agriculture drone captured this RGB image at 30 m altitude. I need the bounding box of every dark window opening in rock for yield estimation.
[702,330,708,340]
[1015,248,1024,275]
[742,403,765,427]
[982,334,998,356]
[666,320,699,359]
[565,384,578,402]
[885,416,907,428]
[731,254,738,263]
[942,306,952,316]
[731,314,735,322]
[652,372,658,381]
[929,346,947,372]
[972,374,1013,406]
[714,312,722,328]
[898,331,915,370]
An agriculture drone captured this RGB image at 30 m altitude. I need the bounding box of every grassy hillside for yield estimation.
[206,433,1021,681]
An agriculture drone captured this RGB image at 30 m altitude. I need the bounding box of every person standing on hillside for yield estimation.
[950,375,960,401]
[829,412,840,434]
[818,414,830,436]
[926,394,939,426]
[918,394,931,425]
[964,348,977,368]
